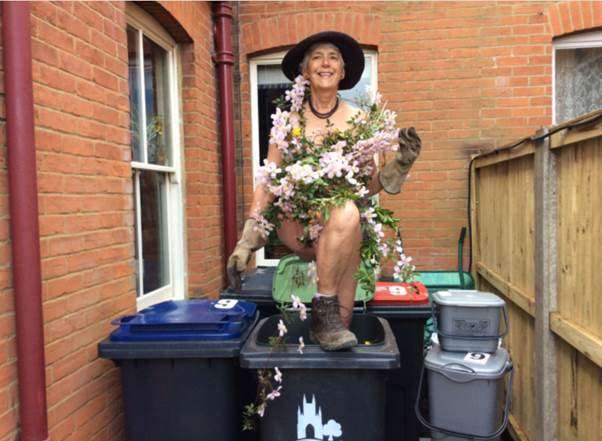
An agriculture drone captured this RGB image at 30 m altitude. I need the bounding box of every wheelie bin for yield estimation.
[240,313,399,441]
[368,280,431,441]
[98,299,258,441]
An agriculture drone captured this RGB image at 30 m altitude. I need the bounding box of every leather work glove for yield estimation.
[378,127,421,195]
[226,218,268,290]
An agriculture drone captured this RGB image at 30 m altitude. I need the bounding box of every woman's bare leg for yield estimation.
[334,225,361,328]
[277,204,361,330]
[315,201,361,327]
[276,220,316,261]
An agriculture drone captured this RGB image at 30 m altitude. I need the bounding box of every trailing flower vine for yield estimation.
[242,296,307,431]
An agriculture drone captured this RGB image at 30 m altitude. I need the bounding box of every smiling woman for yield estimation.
[230,31,421,352]
[250,50,377,264]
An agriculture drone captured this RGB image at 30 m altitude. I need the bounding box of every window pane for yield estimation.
[257,64,289,85]
[256,65,292,259]
[127,26,143,162]
[555,47,602,123]
[137,170,170,294]
[143,36,172,166]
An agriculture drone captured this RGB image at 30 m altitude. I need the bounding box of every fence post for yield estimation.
[533,127,558,441]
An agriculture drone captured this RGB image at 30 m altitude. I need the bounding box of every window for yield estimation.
[553,31,602,124]
[127,5,186,309]
[249,50,378,266]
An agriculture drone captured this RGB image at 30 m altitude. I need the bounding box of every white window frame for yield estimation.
[552,30,602,124]
[126,4,187,310]
[249,50,379,267]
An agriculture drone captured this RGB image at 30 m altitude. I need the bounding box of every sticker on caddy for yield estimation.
[296,395,342,440]
[463,352,491,365]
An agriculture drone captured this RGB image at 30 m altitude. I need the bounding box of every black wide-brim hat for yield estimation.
[281,31,364,90]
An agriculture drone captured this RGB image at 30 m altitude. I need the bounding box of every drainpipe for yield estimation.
[2,3,50,441]
[213,2,237,269]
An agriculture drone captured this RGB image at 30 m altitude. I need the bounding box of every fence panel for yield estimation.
[472,110,602,441]
[474,150,537,440]
[553,134,602,441]
[556,342,602,441]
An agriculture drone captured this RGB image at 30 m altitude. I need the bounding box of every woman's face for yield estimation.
[302,43,345,92]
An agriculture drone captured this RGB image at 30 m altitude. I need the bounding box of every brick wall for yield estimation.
[32,2,133,439]
[235,0,602,271]
[0,1,218,440]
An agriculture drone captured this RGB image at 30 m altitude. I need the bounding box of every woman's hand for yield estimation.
[377,127,422,195]
[226,219,268,290]
[398,127,421,165]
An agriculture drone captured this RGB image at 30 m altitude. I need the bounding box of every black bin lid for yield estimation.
[221,267,275,303]
[240,314,399,370]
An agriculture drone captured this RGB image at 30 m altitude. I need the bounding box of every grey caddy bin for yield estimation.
[415,336,513,440]
[432,290,508,353]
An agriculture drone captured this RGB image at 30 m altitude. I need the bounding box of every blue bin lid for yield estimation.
[109,299,257,341]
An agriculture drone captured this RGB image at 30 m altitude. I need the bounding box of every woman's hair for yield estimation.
[299,42,345,74]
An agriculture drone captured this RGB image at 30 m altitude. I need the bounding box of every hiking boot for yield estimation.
[309,296,358,351]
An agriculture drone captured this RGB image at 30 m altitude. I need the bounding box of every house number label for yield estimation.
[214,299,238,309]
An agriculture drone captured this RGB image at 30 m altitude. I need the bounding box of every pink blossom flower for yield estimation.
[285,76,309,112]
[373,223,385,239]
[355,186,369,198]
[297,337,305,354]
[319,150,349,179]
[251,213,275,237]
[257,404,266,417]
[285,162,320,184]
[277,319,287,337]
[274,367,283,383]
[255,160,281,187]
[291,295,308,321]
[308,223,323,241]
[266,386,282,401]
[269,177,295,200]
[269,107,292,153]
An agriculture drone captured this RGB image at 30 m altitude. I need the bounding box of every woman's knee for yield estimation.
[328,200,360,230]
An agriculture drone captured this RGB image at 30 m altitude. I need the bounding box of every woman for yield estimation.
[227,31,421,351]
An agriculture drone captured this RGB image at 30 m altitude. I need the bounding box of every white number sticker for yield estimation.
[463,352,491,365]
[389,286,408,296]
[214,299,238,309]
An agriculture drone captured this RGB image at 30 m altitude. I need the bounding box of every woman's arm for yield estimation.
[367,154,383,196]
[248,143,283,218]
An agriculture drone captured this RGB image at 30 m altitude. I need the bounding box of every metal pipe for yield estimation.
[2,2,50,440]
[213,2,238,267]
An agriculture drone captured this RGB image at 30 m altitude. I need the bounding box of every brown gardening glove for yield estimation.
[378,127,422,195]
[226,218,268,290]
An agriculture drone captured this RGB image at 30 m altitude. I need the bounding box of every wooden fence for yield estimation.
[470,109,602,441]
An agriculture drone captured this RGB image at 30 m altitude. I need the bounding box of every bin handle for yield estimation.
[110,315,136,326]
[458,227,466,287]
[431,302,510,341]
[415,359,514,440]
[437,363,478,383]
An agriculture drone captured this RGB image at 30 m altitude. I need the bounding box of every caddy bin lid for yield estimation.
[370,281,429,306]
[432,289,505,308]
[109,299,257,341]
